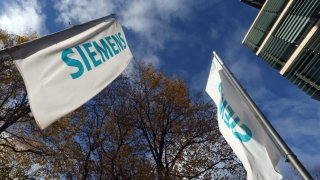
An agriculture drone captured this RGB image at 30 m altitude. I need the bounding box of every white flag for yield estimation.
[2,15,132,129]
[205,52,282,179]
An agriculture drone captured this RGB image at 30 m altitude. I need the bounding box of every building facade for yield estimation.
[242,0,320,100]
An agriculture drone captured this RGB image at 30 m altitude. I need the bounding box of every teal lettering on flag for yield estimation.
[218,82,252,142]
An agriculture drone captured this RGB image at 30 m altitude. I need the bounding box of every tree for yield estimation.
[123,63,245,179]
[0,29,246,179]
[0,30,54,178]
[0,30,38,133]
[29,63,245,179]
[31,77,154,179]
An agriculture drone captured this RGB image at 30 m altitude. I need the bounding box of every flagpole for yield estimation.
[213,52,313,180]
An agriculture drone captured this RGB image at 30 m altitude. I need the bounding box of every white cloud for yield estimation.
[218,19,272,101]
[209,28,219,40]
[53,0,216,66]
[191,66,210,94]
[263,95,320,150]
[0,0,46,35]
[142,53,160,67]
[54,0,115,26]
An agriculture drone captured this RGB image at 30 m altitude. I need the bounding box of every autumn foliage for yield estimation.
[0,30,246,179]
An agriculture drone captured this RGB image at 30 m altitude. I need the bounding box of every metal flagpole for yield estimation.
[213,51,313,180]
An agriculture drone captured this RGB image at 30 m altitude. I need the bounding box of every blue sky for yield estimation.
[0,0,319,177]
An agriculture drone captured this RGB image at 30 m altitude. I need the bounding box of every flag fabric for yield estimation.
[205,52,282,180]
[2,14,132,129]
